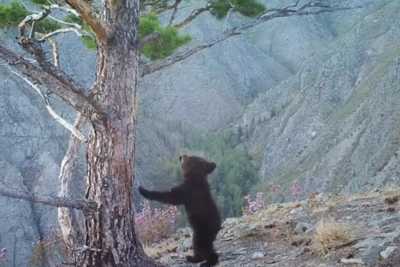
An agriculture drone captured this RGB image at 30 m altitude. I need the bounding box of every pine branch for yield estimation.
[64,0,108,42]
[142,1,362,76]
[139,32,162,49]
[141,30,238,76]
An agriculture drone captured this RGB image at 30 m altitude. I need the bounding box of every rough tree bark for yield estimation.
[77,1,158,266]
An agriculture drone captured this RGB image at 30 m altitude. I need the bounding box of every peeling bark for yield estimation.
[58,114,86,250]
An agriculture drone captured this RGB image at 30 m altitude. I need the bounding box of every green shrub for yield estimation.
[212,147,260,217]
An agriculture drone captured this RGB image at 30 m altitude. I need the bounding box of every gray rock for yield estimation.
[380,246,397,259]
[251,251,265,259]
[361,245,383,267]
[294,222,313,235]
[340,258,364,265]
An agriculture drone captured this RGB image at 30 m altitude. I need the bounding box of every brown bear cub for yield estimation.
[139,155,221,267]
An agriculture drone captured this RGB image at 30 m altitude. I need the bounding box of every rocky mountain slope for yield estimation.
[241,0,400,197]
[149,188,400,267]
[1,0,400,265]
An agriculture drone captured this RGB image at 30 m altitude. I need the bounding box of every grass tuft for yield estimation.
[313,218,355,255]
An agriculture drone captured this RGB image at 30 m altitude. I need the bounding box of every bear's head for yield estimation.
[179,155,216,179]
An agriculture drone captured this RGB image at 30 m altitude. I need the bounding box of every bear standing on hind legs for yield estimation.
[139,155,221,267]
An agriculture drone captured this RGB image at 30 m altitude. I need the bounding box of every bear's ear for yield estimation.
[179,155,188,163]
[207,161,216,174]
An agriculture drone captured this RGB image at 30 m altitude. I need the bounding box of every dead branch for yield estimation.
[19,3,91,42]
[173,4,211,29]
[142,1,361,76]
[0,45,102,121]
[18,5,90,44]
[48,4,80,17]
[12,5,104,122]
[48,15,82,30]
[0,187,96,210]
[8,67,87,142]
[58,113,87,248]
[37,28,82,42]
[168,0,183,26]
[142,0,177,14]
[47,38,60,66]
[18,6,51,38]
[37,28,85,41]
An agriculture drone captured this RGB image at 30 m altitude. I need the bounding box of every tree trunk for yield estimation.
[79,1,160,266]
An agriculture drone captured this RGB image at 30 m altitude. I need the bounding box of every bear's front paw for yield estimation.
[138,186,151,199]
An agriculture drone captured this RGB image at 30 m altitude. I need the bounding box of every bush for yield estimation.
[243,192,265,215]
[29,230,67,267]
[135,200,179,244]
[313,218,355,255]
[0,248,6,262]
[290,180,303,201]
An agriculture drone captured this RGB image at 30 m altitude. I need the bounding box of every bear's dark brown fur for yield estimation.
[139,155,221,267]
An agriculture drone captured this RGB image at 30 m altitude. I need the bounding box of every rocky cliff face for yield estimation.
[0,0,399,265]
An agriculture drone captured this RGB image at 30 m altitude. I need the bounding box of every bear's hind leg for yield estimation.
[188,231,219,266]
[186,233,205,263]
[192,233,218,266]
[199,246,218,267]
